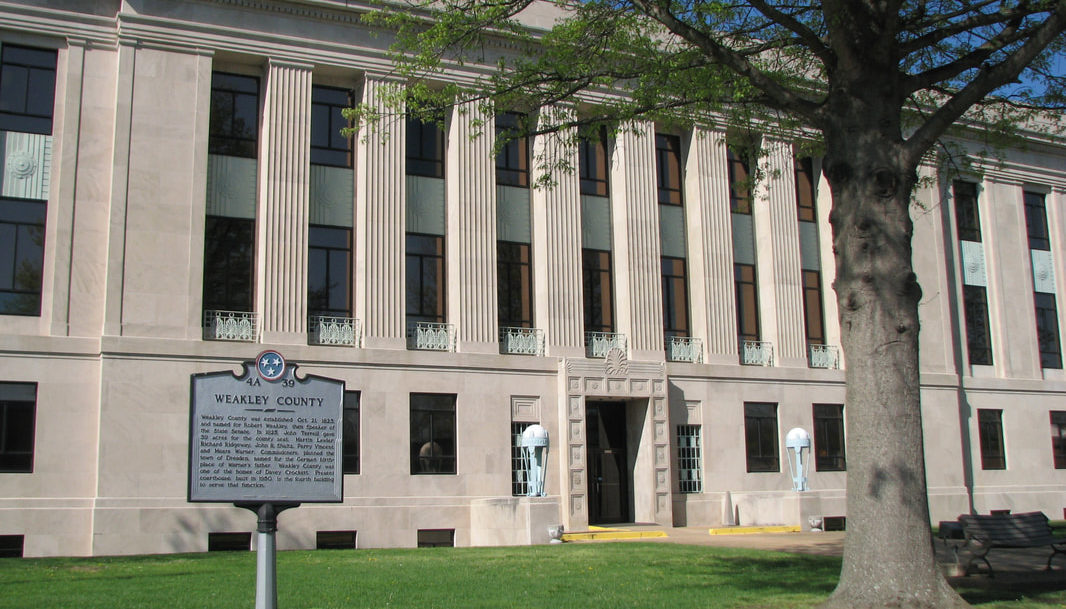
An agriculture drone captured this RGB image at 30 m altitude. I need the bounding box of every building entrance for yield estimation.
[586,402,631,524]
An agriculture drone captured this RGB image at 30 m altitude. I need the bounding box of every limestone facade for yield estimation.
[0,0,1065,557]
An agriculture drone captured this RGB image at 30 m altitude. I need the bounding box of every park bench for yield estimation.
[957,511,1066,577]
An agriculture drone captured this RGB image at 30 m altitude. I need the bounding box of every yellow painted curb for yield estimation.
[708,525,801,535]
[561,530,668,541]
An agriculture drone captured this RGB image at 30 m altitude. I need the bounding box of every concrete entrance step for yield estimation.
[561,524,669,542]
[708,524,802,535]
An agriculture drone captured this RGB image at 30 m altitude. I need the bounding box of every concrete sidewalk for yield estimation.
[565,524,1066,583]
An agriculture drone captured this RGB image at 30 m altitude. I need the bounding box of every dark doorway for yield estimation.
[586,401,631,524]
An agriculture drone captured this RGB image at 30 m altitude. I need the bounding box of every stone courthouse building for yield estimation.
[1,0,1066,557]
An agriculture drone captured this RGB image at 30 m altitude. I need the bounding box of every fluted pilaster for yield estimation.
[447,101,498,352]
[355,76,406,349]
[532,108,584,357]
[612,122,664,360]
[685,128,737,362]
[754,139,806,366]
[256,60,312,344]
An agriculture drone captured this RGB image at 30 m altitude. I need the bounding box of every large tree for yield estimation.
[360,1,1066,607]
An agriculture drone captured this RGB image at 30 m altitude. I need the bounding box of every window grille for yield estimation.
[511,422,534,496]
[676,425,702,493]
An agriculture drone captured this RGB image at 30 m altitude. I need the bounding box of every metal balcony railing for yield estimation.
[740,339,774,366]
[666,336,704,363]
[407,322,456,351]
[809,344,840,369]
[585,331,627,358]
[499,327,545,356]
[309,315,360,347]
[203,310,259,342]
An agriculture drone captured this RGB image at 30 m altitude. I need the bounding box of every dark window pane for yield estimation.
[202,216,254,312]
[406,117,445,178]
[311,85,353,168]
[1035,292,1062,369]
[1051,411,1066,470]
[410,394,456,474]
[342,392,359,474]
[0,45,56,135]
[0,198,46,316]
[406,233,446,324]
[813,403,846,471]
[952,181,981,242]
[727,148,751,214]
[579,128,609,197]
[735,263,759,342]
[795,157,816,222]
[803,271,825,346]
[308,225,352,317]
[496,112,530,187]
[977,409,1006,470]
[963,285,993,365]
[498,241,533,328]
[0,382,36,473]
[582,248,614,332]
[744,402,778,472]
[655,134,683,205]
[1024,191,1050,251]
[209,72,259,158]
[661,256,689,337]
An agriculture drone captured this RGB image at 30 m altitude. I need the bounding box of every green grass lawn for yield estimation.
[1,543,1064,609]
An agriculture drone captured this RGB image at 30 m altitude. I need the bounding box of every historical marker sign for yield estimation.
[189,351,344,503]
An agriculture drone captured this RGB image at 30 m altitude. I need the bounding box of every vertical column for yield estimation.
[684,127,737,364]
[752,139,805,367]
[355,75,406,349]
[103,41,136,338]
[531,107,584,358]
[49,39,86,337]
[446,101,498,353]
[911,167,955,374]
[256,60,313,344]
[611,122,664,361]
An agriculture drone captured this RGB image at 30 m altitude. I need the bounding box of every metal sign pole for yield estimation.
[238,503,299,609]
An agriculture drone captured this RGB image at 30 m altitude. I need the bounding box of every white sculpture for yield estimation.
[521,424,550,497]
[785,427,812,492]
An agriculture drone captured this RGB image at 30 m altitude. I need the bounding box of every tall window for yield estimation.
[1025,191,1062,369]
[795,156,816,222]
[954,181,993,366]
[656,134,683,205]
[406,117,445,178]
[310,85,353,167]
[496,112,530,187]
[208,72,259,157]
[813,403,846,471]
[963,285,993,365]
[676,425,703,493]
[579,128,609,197]
[204,72,259,316]
[0,45,56,317]
[802,271,826,346]
[410,394,456,474]
[511,422,534,496]
[1051,411,1066,469]
[498,242,533,328]
[735,264,760,342]
[744,402,779,472]
[582,249,614,332]
[202,216,254,312]
[342,391,360,474]
[727,148,752,214]
[0,382,36,473]
[0,197,45,316]
[1034,293,1062,369]
[662,257,689,339]
[308,225,352,317]
[657,134,689,340]
[406,234,445,324]
[0,45,57,135]
[977,408,1006,470]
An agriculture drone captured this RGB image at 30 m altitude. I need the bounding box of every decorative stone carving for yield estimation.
[605,347,629,377]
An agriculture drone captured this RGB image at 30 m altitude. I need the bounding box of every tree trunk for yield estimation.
[818,125,969,609]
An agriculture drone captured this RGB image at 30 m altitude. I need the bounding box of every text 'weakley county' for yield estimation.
[214,394,326,407]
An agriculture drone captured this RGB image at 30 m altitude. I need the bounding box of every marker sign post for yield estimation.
[189,351,343,609]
